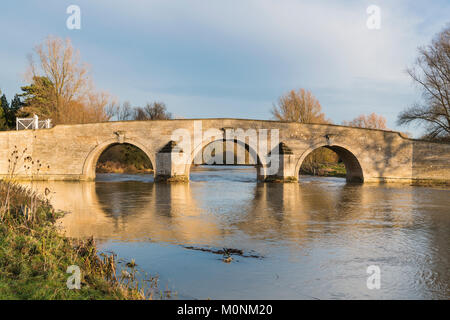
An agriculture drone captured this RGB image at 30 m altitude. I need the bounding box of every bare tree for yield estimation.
[271,89,328,124]
[118,101,133,120]
[26,36,89,119]
[271,89,337,174]
[107,101,133,121]
[23,35,112,124]
[397,25,450,141]
[343,113,387,129]
[133,107,148,121]
[84,91,112,123]
[133,102,172,120]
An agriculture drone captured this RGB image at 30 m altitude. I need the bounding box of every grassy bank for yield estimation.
[0,181,151,300]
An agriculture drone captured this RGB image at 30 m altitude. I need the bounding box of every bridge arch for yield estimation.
[186,137,266,180]
[294,142,364,183]
[82,138,155,180]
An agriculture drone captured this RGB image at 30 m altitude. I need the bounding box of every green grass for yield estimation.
[0,182,150,300]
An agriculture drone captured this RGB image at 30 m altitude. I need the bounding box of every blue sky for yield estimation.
[1,0,449,136]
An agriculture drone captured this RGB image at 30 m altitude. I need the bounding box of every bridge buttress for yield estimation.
[155,141,189,182]
[263,143,298,183]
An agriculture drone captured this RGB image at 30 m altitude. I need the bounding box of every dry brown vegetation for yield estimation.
[271,89,328,124]
[96,144,153,174]
[0,146,164,299]
[342,113,388,130]
[96,161,153,174]
[21,36,114,124]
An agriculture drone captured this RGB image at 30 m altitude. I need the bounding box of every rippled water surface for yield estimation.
[38,166,449,299]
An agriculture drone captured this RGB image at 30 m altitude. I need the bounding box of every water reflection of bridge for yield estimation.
[30,177,415,246]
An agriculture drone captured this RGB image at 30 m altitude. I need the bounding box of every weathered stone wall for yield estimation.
[0,119,448,183]
[412,140,450,183]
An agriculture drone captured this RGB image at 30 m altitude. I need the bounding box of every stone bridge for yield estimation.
[1,118,449,184]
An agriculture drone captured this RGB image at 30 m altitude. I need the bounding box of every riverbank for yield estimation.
[0,181,149,299]
[96,144,153,174]
[96,161,153,174]
[300,162,346,178]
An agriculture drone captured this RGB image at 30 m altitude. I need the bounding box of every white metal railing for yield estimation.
[16,114,52,130]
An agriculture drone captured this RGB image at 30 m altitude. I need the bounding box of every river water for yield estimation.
[37,166,449,299]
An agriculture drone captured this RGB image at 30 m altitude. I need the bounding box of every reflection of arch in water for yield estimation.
[31,181,114,239]
[82,138,155,180]
[94,182,222,243]
[46,179,222,243]
[37,173,416,251]
[232,183,312,245]
[94,181,155,219]
[295,143,364,183]
[234,182,366,244]
[188,138,265,180]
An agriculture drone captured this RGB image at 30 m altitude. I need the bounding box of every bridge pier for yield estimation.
[154,141,300,183]
[155,141,189,182]
[263,143,298,183]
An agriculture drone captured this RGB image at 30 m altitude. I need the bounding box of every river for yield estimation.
[34,166,449,299]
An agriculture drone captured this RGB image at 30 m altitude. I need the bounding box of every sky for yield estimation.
[1,0,449,137]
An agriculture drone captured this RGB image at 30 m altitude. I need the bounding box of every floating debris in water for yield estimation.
[222,256,233,263]
[182,246,263,259]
